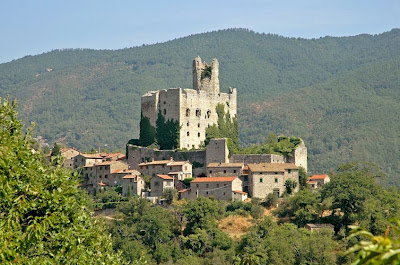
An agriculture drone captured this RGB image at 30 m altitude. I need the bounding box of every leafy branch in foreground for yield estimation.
[345,219,400,264]
[0,98,129,264]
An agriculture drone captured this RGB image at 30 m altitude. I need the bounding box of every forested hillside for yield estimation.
[1,28,400,183]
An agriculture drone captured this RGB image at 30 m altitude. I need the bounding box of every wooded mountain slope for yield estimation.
[1,28,400,183]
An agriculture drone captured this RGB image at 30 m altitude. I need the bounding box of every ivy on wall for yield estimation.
[155,111,180,150]
[205,103,239,152]
[139,113,156,147]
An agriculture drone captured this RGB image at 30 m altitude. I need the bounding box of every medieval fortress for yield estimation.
[141,56,237,149]
[71,57,313,201]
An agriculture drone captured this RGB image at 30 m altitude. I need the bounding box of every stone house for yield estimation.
[232,190,248,201]
[308,174,330,189]
[180,176,243,201]
[248,163,299,198]
[138,158,192,179]
[150,174,174,197]
[74,153,103,169]
[305,223,334,232]
[206,162,244,177]
[122,174,145,197]
[112,169,141,187]
[83,160,129,189]
[60,147,80,169]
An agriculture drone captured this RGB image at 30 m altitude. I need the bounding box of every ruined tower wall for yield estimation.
[179,88,237,149]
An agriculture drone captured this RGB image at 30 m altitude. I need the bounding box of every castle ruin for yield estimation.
[141,56,237,149]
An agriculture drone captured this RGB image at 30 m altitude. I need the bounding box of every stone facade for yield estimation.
[141,57,237,149]
[206,162,244,177]
[230,154,284,165]
[150,174,174,197]
[248,163,299,198]
[181,176,242,201]
[138,158,192,179]
[206,138,229,165]
[60,148,80,169]
[74,153,103,169]
[122,174,145,196]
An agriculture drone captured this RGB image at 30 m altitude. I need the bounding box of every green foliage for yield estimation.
[284,179,298,194]
[205,103,239,152]
[162,187,178,204]
[183,197,225,235]
[345,219,400,264]
[237,216,337,264]
[298,166,308,189]
[201,66,213,79]
[183,177,194,187]
[236,134,302,156]
[0,98,124,264]
[155,110,180,149]
[139,114,156,147]
[263,193,278,208]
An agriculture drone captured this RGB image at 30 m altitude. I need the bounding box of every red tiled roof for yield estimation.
[308,181,318,185]
[191,176,237,183]
[178,189,189,193]
[113,169,123,173]
[233,190,247,195]
[157,174,174,180]
[122,175,137,179]
[98,182,107,186]
[79,153,103,159]
[309,174,329,180]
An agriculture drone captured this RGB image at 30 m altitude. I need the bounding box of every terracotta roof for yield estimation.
[169,161,190,166]
[79,153,103,159]
[96,160,126,166]
[233,190,248,195]
[178,189,189,193]
[247,163,298,172]
[122,175,138,179]
[117,155,126,160]
[207,163,244,168]
[156,174,174,180]
[114,169,141,175]
[309,174,329,180]
[191,176,237,183]
[98,182,107,186]
[138,160,170,166]
[308,181,318,185]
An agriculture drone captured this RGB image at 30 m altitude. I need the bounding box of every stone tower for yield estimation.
[141,57,237,149]
[192,56,220,93]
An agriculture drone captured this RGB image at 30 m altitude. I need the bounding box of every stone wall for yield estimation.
[230,154,284,164]
[140,57,237,149]
[206,138,229,165]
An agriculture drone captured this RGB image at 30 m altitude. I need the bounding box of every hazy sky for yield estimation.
[1,0,399,63]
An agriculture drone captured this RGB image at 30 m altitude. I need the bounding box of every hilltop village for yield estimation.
[55,57,326,202]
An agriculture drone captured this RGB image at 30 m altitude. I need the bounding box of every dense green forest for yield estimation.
[1,28,400,183]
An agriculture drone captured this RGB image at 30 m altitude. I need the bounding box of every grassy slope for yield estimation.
[1,28,400,182]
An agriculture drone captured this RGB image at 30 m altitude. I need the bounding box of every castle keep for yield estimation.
[141,56,237,149]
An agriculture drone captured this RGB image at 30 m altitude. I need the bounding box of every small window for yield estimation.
[198,133,200,137]
[170,167,172,170]
[244,176,248,181]
[186,108,190,117]
[233,170,237,173]
[100,167,103,170]
[206,184,209,188]
[163,109,166,115]
[275,172,278,174]
[206,191,209,195]
[198,123,200,128]
[288,169,291,173]
[207,110,211,118]
[217,184,219,188]
[187,132,190,136]
[196,184,199,188]
[223,192,226,195]
[154,181,160,186]
[260,178,263,183]
[105,175,108,178]
[187,122,189,126]
[275,178,278,183]
[163,101,166,104]
[210,170,212,174]
[224,170,227,173]
[196,109,201,117]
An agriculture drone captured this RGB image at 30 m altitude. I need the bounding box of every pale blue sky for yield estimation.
[0,0,399,63]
